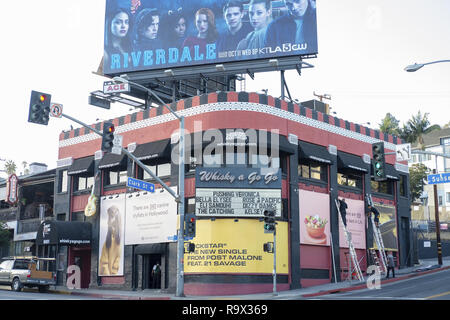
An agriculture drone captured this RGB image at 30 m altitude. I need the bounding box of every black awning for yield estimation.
[135,243,167,255]
[133,139,171,161]
[67,156,94,176]
[98,152,127,170]
[371,162,399,180]
[298,141,333,164]
[36,221,92,246]
[337,151,368,173]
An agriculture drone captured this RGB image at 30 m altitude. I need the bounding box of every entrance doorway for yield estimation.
[69,247,91,289]
[142,254,162,289]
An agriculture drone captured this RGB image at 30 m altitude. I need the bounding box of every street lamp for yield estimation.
[113,76,186,297]
[404,60,450,72]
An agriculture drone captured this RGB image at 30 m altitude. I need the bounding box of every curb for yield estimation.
[301,265,450,298]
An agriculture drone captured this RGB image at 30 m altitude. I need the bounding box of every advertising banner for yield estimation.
[104,0,318,74]
[371,203,398,251]
[99,194,126,276]
[184,219,288,274]
[338,198,366,250]
[299,190,330,246]
[124,187,178,245]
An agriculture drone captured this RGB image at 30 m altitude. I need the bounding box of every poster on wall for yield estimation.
[125,187,178,245]
[338,198,366,250]
[184,219,288,274]
[299,190,331,246]
[99,194,126,276]
[371,203,398,251]
[103,0,318,75]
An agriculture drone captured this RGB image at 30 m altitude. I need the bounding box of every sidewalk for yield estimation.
[48,257,450,300]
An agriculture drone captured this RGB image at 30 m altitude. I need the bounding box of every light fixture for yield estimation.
[215,64,225,72]
[269,59,279,67]
[164,69,175,76]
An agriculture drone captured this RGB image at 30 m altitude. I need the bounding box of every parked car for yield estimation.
[0,256,56,292]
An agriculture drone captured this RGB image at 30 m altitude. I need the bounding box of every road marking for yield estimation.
[425,290,450,300]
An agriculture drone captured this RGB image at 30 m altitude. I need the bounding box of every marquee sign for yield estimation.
[6,174,18,205]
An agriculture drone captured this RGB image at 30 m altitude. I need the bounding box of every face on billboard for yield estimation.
[249,3,272,30]
[144,15,159,39]
[196,13,209,37]
[175,17,186,38]
[284,0,309,18]
[224,6,243,31]
[111,12,129,38]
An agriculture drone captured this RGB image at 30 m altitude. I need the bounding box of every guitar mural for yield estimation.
[85,173,100,217]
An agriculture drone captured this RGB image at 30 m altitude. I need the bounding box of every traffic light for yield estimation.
[102,122,115,152]
[263,210,276,233]
[28,90,51,125]
[372,142,386,181]
[263,242,273,253]
[185,213,196,238]
[185,242,195,253]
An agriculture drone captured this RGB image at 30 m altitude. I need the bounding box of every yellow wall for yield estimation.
[184,219,289,274]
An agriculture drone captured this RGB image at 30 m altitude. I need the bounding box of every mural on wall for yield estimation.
[299,190,330,246]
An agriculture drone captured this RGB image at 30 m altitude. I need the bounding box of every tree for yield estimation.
[409,163,429,201]
[379,113,401,135]
[0,223,11,248]
[4,160,16,175]
[399,111,440,148]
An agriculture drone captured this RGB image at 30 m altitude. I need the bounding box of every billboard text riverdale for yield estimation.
[104,0,318,74]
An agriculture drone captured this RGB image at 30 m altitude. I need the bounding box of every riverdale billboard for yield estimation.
[103,0,318,75]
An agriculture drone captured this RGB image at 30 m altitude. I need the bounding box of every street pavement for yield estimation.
[39,257,450,300]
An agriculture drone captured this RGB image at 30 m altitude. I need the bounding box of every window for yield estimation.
[371,180,394,195]
[338,172,363,189]
[439,196,443,206]
[298,161,328,182]
[58,170,68,193]
[13,261,29,270]
[141,161,172,180]
[399,175,408,197]
[71,211,85,222]
[74,176,94,192]
[446,192,450,204]
[56,213,66,221]
[105,168,128,185]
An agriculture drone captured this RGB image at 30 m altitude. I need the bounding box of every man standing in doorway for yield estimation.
[151,262,161,289]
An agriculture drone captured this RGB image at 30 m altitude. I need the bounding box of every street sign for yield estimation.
[427,172,450,185]
[396,143,411,161]
[50,103,63,118]
[111,134,123,155]
[127,177,155,193]
[103,81,130,94]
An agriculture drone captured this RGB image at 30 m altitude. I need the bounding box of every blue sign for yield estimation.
[427,173,450,185]
[127,177,155,192]
[195,167,282,189]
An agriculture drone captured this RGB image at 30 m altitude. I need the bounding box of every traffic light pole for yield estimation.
[273,228,277,296]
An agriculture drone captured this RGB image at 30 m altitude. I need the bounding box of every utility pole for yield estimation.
[432,169,443,266]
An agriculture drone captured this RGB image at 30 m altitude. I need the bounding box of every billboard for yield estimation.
[371,203,398,251]
[299,190,330,246]
[124,187,178,245]
[184,219,289,274]
[338,198,366,250]
[99,194,126,276]
[103,0,318,75]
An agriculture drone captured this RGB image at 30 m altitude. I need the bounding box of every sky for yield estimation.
[1,0,449,178]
